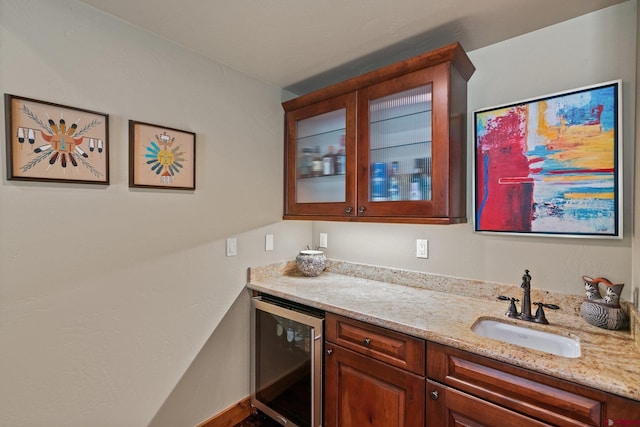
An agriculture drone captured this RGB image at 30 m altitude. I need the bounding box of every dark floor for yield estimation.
[233,412,283,427]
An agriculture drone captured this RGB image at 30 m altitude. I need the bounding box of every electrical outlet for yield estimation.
[265,234,274,251]
[226,238,237,256]
[319,233,328,248]
[416,239,428,259]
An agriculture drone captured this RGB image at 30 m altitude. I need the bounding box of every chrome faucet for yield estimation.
[498,269,559,325]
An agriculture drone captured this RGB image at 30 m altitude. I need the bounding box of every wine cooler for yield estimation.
[251,295,324,427]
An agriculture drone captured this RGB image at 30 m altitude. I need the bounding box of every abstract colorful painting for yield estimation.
[129,120,196,190]
[474,81,621,238]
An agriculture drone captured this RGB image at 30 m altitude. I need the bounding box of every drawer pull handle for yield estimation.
[430,390,439,400]
[363,338,371,346]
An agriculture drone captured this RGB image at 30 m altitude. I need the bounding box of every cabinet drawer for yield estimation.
[426,380,551,426]
[326,313,425,375]
[427,342,603,426]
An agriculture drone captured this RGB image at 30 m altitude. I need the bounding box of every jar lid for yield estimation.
[299,250,324,255]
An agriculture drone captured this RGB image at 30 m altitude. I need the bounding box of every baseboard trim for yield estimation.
[197,396,252,427]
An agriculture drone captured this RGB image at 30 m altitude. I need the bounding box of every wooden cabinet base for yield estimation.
[325,343,425,427]
[426,341,640,426]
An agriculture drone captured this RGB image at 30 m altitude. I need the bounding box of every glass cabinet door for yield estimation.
[368,84,432,202]
[296,109,346,203]
[358,66,448,218]
[285,93,356,216]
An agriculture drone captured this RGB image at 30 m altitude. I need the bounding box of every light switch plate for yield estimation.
[265,234,274,251]
[319,233,328,248]
[226,238,237,256]
[416,239,428,259]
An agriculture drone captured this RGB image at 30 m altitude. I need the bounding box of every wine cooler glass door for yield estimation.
[251,297,324,427]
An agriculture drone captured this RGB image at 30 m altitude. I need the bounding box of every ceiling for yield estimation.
[77,0,626,95]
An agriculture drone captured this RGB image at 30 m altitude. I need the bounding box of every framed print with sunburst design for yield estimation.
[5,94,109,184]
[129,120,196,190]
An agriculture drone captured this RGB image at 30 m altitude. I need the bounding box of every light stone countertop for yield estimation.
[246,260,640,402]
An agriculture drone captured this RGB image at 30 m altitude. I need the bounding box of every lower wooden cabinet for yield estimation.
[324,313,425,427]
[426,341,640,426]
[321,312,639,427]
[325,343,425,427]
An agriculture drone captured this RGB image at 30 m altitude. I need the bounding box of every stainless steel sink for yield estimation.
[472,318,581,358]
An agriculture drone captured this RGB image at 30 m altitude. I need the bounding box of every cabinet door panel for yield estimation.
[427,380,551,427]
[285,93,357,217]
[357,64,451,218]
[325,343,424,427]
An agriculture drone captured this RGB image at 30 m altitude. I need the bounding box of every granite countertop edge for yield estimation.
[246,260,640,402]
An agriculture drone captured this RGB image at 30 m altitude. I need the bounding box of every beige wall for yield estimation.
[631,0,640,308]
[314,1,637,301]
[0,0,311,426]
[634,0,640,309]
[0,1,637,427]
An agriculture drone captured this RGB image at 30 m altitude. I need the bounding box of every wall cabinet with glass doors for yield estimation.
[283,43,475,224]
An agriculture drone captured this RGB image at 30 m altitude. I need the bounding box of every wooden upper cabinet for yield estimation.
[282,42,475,224]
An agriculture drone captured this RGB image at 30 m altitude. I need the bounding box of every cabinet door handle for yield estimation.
[430,390,439,400]
[363,338,371,346]
[326,348,333,355]
[358,206,365,214]
[345,206,353,214]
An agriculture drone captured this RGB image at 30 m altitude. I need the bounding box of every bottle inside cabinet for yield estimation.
[368,84,433,203]
[295,108,347,204]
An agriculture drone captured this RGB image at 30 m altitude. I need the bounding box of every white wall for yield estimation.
[0,1,311,426]
[315,1,637,301]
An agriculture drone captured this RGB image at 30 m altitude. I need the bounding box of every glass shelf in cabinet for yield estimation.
[369,108,432,126]
[297,174,346,181]
[297,128,346,142]
[369,140,431,152]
